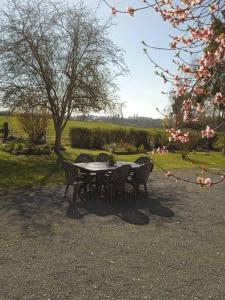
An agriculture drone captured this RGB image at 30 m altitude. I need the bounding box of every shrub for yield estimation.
[68,126,225,152]
[212,132,225,151]
[14,104,50,143]
[69,127,152,150]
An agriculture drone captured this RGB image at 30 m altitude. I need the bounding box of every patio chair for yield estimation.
[62,160,82,203]
[96,152,110,162]
[135,156,154,172]
[75,153,94,163]
[74,153,96,193]
[127,162,153,201]
[103,165,130,203]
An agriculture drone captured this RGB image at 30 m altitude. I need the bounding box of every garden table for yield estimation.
[73,161,140,174]
[73,161,140,197]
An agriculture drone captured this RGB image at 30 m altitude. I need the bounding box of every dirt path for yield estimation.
[1,169,225,299]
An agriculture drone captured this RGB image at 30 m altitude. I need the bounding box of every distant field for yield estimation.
[0,116,160,144]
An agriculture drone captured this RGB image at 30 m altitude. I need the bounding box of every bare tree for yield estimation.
[0,0,126,152]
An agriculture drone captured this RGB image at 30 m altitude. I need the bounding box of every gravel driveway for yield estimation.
[0,169,225,300]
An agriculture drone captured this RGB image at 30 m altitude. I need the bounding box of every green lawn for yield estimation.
[1,115,225,190]
[1,147,225,190]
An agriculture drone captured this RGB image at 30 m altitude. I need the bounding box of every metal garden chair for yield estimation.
[127,162,153,200]
[103,165,130,203]
[135,156,153,169]
[74,153,95,192]
[62,160,82,203]
[96,152,110,162]
[75,153,94,163]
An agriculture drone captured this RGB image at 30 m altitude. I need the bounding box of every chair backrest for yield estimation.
[135,156,154,172]
[96,153,110,162]
[75,153,94,163]
[113,165,130,189]
[134,162,152,184]
[62,160,78,185]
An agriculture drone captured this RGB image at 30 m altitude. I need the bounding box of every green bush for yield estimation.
[212,132,225,151]
[69,127,152,150]
[0,141,51,155]
[69,126,225,152]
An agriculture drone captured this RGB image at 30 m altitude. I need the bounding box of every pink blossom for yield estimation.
[156,146,168,154]
[204,178,212,187]
[167,128,190,143]
[126,6,135,16]
[196,176,212,187]
[111,6,117,16]
[193,86,203,95]
[211,92,224,106]
[209,3,218,13]
[180,64,191,73]
[164,171,172,177]
[181,99,192,122]
[196,176,205,185]
[190,27,213,41]
[201,126,214,139]
[196,103,205,113]
[170,40,177,49]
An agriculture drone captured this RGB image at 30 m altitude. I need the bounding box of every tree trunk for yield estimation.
[54,124,62,154]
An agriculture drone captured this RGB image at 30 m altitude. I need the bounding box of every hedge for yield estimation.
[69,127,225,152]
[69,127,153,150]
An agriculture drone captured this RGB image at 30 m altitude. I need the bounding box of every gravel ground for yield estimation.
[0,169,225,300]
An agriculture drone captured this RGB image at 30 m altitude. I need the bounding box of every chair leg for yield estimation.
[109,185,113,204]
[144,184,148,194]
[73,182,80,203]
[65,184,69,196]
[133,183,137,201]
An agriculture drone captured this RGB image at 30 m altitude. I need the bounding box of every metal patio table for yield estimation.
[73,161,140,199]
[73,161,140,174]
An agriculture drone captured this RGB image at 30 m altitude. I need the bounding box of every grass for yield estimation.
[1,147,225,189]
[1,115,225,189]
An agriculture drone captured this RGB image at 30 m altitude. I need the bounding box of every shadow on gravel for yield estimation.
[66,187,176,225]
[0,188,66,235]
[0,182,180,234]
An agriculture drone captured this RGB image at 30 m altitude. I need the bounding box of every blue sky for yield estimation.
[81,0,177,118]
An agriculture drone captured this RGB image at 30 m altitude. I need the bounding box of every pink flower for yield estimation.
[196,176,205,185]
[201,126,214,138]
[126,6,135,17]
[193,86,203,95]
[170,40,177,49]
[209,3,218,13]
[181,64,191,73]
[156,146,168,154]
[164,171,172,177]
[196,176,212,187]
[181,99,192,122]
[211,92,224,106]
[204,178,212,187]
[111,6,117,16]
[196,103,205,113]
[167,128,190,143]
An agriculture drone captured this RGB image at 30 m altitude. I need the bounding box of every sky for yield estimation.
[78,0,177,118]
